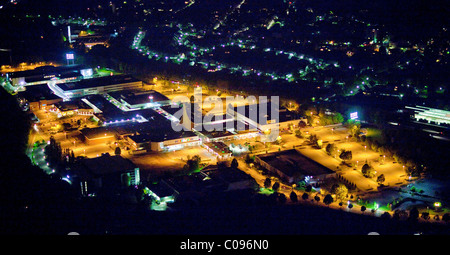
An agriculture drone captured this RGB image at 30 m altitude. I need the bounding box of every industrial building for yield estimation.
[6,64,93,89]
[106,89,171,111]
[50,99,94,118]
[127,128,200,152]
[255,149,336,184]
[70,154,140,197]
[228,101,306,134]
[50,74,143,99]
[17,84,63,111]
[405,105,450,126]
[202,141,233,159]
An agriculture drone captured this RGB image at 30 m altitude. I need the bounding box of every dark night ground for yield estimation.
[2,187,449,235]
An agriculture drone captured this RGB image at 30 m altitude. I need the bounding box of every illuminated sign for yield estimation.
[350,112,358,120]
[66,53,74,60]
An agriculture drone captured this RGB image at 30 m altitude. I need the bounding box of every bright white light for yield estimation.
[350,112,358,120]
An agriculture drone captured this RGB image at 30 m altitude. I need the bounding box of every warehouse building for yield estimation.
[255,149,335,184]
[50,74,143,99]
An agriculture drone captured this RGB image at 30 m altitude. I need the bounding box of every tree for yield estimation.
[349,123,361,137]
[45,136,62,167]
[443,213,450,222]
[339,150,352,161]
[323,194,333,206]
[392,209,407,220]
[325,143,337,156]
[231,158,239,169]
[331,183,348,201]
[290,191,298,202]
[348,203,353,209]
[297,180,306,190]
[377,174,385,184]
[405,165,420,177]
[272,182,280,192]
[309,134,318,145]
[332,113,344,124]
[184,154,202,173]
[381,212,391,220]
[361,163,376,178]
[278,193,287,203]
[421,212,430,221]
[305,185,312,192]
[360,135,366,143]
[298,120,307,129]
[244,154,253,163]
[361,206,367,214]
[302,192,309,201]
[114,146,121,156]
[264,178,272,189]
[69,150,75,164]
[409,207,419,221]
[295,129,303,138]
[314,195,320,203]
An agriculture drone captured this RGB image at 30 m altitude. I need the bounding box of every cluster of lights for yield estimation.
[50,16,107,26]
[131,23,342,84]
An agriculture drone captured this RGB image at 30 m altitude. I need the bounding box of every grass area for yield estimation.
[259,187,275,195]
[365,128,382,140]
[96,68,122,76]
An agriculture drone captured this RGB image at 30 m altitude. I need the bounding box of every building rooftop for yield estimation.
[106,120,197,143]
[108,89,170,107]
[75,154,137,177]
[232,101,298,124]
[201,165,254,184]
[163,172,225,193]
[126,133,152,144]
[53,99,91,111]
[142,128,198,143]
[84,94,127,121]
[203,141,232,155]
[257,149,334,177]
[148,180,177,199]
[201,119,255,133]
[17,84,61,102]
[57,74,140,91]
